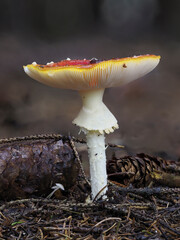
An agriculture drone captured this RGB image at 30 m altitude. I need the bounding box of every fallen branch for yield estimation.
[151,170,180,187]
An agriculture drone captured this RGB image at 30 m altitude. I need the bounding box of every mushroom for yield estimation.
[23,55,160,200]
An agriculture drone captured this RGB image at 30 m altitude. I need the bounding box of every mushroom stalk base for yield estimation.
[85,130,107,200]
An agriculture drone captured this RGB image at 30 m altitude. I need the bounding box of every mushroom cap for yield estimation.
[24,55,160,91]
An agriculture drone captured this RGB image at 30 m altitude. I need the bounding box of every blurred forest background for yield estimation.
[0,0,180,160]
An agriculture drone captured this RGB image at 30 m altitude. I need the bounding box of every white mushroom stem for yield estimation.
[73,88,119,200]
[86,131,107,200]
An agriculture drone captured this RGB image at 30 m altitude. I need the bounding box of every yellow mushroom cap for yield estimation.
[24,55,160,91]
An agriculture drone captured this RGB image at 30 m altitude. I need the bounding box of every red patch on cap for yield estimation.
[47,59,92,67]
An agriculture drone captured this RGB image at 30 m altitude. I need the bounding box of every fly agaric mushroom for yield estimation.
[24,55,160,200]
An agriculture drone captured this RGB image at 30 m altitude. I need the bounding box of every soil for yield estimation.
[0,183,179,239]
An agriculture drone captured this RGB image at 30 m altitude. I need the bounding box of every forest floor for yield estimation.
[0,183,180,239]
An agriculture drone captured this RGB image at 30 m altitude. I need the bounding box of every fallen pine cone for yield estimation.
[0,134,79,200]
[107,153,179,187]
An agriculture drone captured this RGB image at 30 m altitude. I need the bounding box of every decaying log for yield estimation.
[0,134,79,200]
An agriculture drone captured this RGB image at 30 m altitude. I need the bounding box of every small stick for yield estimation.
[69,136,90,186]
[93,185,108,202]
[159,219,180,236]
[0,133,125,149]
[109,182,180,196]
[84,217,122,236]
